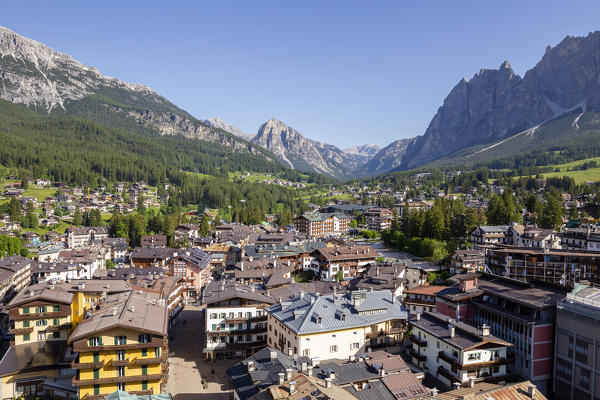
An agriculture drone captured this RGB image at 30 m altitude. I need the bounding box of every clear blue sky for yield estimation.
[3,1,600,148]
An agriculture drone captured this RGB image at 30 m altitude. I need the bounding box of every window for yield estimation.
[117,383,125,391]
[22,307,30,314]
[467,352,481,361]
[142,365,148,376]
[142,348,148,357]
[117,350,126,361]
[210,313,217,319]
[53,305,60,312]
[115,335,127,345]
[155,347,160,358]
[53,318,60,326]
[89,337,102,346]
[351,342,360,350]
[329,345,338,353]
[303,349,310,356]
[23,333,30,341]
[437,341,440,349]
[94,384,100,395]
[93,352,100,362]
[238,323,243,330]
[23,320,30,328]
[36,320,48,326]
[138,334,150,343]
[142,380,148,390]
[212,324,217,331]
[93,369,100,379]
[53,332,60,338]
[35,306,47,313]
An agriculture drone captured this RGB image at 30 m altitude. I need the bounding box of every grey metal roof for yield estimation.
[266,290,408,335]
[345,379,396,400]
[317,360,379,385]
[409,311,510,350]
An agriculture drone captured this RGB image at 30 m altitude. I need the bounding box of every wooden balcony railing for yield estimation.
[72,337,167,352]
[73,373,165,386]
[71,360,105,370]
[438,351,515,371]
[409,335,427,347]
[408,347,426,362]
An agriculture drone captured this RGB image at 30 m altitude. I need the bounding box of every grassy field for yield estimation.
[22,187,58,201]
[518,156,600,184]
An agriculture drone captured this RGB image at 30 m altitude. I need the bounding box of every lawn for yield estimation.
[515,156,600,184]
[22,187,58,202]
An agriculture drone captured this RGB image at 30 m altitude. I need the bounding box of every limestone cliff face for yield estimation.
[202,118,255,140]
[343,144,381,164]
[355,138,413,176]
[400,31,600,170]
[252,119,357,178]
[0,26,268,157]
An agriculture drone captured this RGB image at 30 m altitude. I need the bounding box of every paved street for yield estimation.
[167,305,237,400]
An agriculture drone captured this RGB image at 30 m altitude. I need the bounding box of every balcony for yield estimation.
[438,351,514,371]
[71,360,105,370]
[106,358,130,367]
[73,337,167,352]
[73,373,165,386]
[9,327,33,335]
[207,327,267,337]
[408,347,426,362]
[133,356,167,365]
[11,310,71,320]
[223,315,267,324]
[45,323,71,332]
[82,390,154,400]
[409,335,427,347]
[207,339,267,351]
[437,366,460,384]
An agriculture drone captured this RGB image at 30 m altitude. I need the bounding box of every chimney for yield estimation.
[325,377,332,388]
[452,382,461,390]
[449,324,455,338]
[299,291,305,300]
[481,324,490,336]
[286,368,293,381]
[240,261,244,271]
[247,360,255,371]
[468,377,475,388]
[307,366,313,376]
[270,350,277,364]
[328,369,335,380]
[376,266,380,276]
[288,347,293,357]
[289,380,297,395]
[112,307,117,316]
[416,313,421,321]
[301,362,307,372]
[311,357,320,367]
[278,372,285,385]
[527,383,537,398]
[378,367,385,377]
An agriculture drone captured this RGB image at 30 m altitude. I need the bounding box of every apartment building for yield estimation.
[7,283,73,345]
[554,285,600,400]
[310,245,377,281]
[350,262,406,297]
[294,212,349,238]
[0,255,33,305]
[69,291,168,399]
[202,281,274,360]
[403,285,444,316]
[469,225,509,250]
[409,311,511,389]
[265,289,408,360]
[130,247,175,269]
[57,248,106,278]
[486,247,600,287]
[67,227,109,249]
[449,250,485,275]
[364,207,393,232]
[169,248,212,298]
[471,273,567,393]
[435,273,483,323]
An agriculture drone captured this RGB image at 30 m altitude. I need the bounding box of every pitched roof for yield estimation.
[68,291,168,341]
[381,372,429,400]
[315,246,378,262]
[203,281,275,306]
[436,381,546,400]
[267,290,408,335]
[410,311,510,350]
[403,285,445,296]
[7,282,73,308]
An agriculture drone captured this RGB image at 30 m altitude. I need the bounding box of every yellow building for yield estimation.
[69,290,169,399]
[7,283,74,345]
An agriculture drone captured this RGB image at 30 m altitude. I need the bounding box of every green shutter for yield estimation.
[98,337,103,345]
[142,381,148,390]
[23,334,30,341]
[114,336,118,345]
[54,318,59,326]
[53,305,60,312]
[23,320,29,328]
[89,338,94,346]
[93,352,99,362]
[23,307,29,314]
[142,365,147,376]
[94,369,99,379]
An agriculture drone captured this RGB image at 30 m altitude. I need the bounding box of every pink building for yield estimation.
[169,248,212,298]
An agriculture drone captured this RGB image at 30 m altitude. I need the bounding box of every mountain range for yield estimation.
[2,25,600,180]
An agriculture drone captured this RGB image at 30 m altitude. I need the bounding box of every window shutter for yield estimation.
[114,336,118,345]
[98,337,103,345]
